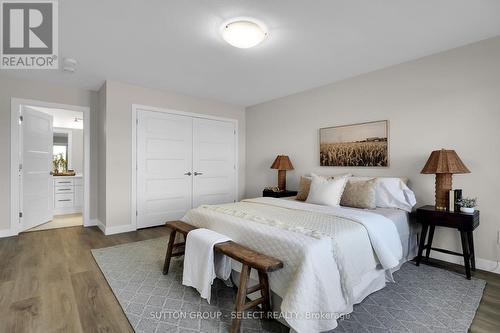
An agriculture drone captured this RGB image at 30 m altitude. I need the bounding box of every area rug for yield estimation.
[92,237,486,333]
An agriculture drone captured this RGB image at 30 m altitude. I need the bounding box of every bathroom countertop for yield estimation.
[52,174,83,178]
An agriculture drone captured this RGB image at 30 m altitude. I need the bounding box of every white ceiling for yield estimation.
[4,0,500,106]
[29,106,83,129]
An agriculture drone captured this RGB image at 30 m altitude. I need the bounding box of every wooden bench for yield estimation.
[163,220,283,333]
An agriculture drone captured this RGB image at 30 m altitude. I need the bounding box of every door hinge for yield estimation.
[136,210,138,216]
[19,115,23,122]
[234,129,236,135]
[19,212,23,218]
[19,163,23,171]
[136,118,139,125]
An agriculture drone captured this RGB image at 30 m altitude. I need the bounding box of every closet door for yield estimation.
[137,111,193,228]
[192,118,236,208]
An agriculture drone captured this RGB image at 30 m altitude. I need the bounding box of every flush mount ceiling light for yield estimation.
[221,18,267,49]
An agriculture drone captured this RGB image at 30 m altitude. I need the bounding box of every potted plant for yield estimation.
[52,154,68,175]
[458,197,477,213]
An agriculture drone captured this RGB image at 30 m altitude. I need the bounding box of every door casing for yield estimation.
[9,98,91,237]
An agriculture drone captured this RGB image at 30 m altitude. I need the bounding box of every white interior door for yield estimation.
[192,118,236,208]
[137,111,193,228]
[21,106,54,231]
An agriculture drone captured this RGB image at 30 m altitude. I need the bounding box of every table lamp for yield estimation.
[271,155,294,191]
[421,149,470,210]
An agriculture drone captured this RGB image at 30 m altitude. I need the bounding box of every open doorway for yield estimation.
[27,107,84,231]
[10,99,90,234]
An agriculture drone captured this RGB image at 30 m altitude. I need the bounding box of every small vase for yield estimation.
[460,207,475,214]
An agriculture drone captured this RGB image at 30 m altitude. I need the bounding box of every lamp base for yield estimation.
[435,173,452,210]
[278,170,287,191]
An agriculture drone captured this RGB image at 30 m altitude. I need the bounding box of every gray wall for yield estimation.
[102,80,246,228]
[246,37,500,264]
[0,74,98,232]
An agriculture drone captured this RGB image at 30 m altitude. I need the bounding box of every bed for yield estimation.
[181,196,418,333]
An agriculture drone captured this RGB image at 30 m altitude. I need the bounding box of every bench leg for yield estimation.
[258,271,271,317]
[163,230,177,275]
[231,264,250,333]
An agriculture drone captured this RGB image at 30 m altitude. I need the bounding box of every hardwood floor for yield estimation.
[0,225,169,333]
[26,213,83,232]
[0,225,498,332]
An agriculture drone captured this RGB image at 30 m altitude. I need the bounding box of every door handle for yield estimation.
[194,172,203,176]
[184,172,192,176]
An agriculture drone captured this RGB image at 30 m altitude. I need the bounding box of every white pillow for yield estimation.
[306,174,348,207]
[375,178,416,212]
[349,176,409,185]
[296,173,352,201]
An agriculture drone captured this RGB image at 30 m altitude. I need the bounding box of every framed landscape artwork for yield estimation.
[320,120,389,167]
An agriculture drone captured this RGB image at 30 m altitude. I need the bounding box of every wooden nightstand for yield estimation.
[415,205,480,279]
[262,189,298,198]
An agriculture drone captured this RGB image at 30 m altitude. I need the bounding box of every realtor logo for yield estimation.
[1,0,58,69]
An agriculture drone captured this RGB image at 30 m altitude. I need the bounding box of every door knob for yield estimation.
[184,172,192,176]
[194,172,203,176]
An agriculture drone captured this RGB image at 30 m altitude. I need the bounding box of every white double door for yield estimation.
[137,110,236,228]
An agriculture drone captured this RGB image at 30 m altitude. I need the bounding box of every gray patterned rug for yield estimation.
[91,237,486,333]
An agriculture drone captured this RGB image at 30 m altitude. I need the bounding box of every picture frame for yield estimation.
[319,120,389,167]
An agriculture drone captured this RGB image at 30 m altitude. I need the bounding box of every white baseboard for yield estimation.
[86,219,98,227]
[0,228,17,238]
[85,220,146,236]
[103,223,136,236]
[430,251,500,275]
[87,219,106,234]
[1,220,136,238]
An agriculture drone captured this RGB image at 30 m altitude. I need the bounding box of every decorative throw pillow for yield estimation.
[296,176,312,201]
[305,174,348,207]
[340,179,377,209]
[296,173,351,201]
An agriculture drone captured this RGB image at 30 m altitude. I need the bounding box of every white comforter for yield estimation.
[181,197,403,333]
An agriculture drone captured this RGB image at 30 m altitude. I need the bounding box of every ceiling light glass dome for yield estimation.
[221,19,267,49]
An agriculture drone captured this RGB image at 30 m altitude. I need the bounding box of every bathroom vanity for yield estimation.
[53,175,83,215]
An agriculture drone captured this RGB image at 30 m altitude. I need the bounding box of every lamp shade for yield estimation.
[421,149,470,210]
[421,149,470,174]
[270,155,294,170]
